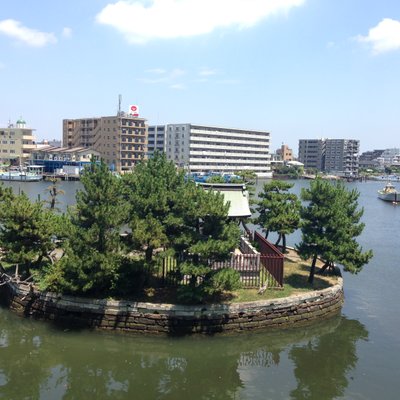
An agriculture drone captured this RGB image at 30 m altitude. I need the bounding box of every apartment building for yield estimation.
[0,118,35,165]
[298,138,360,177]
[298,139,325,171]
[147,125,166,157]
[63,113,147,173]
[324,139,359,177]
[150,123,271,177]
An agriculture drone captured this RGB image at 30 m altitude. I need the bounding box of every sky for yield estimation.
[1,0,400,154]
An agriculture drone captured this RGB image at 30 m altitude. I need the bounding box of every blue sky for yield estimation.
[1,0,400,154]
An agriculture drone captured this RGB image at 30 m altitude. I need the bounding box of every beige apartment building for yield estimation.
[0,118,35,165]
[63,113,147,173]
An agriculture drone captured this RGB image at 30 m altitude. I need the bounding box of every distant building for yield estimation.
[148,123,271,177]
[31,146,101,173]
[63,111,147,173]
[147,125,166,157]
[36,139,62,148]
[359,149,384,169]
[276,144,293,162]
[0,118,35,165]
[298,139,325,171]
[324,139,359,177]
[298,138,360,177]
[376,148,400,168]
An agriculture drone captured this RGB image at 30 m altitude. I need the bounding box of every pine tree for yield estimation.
[122,152,185,263]
[0,191,59,278]
[55,161,129,295]
[296,179,373,284]
[255,180,301,253]
[171,183,241,302]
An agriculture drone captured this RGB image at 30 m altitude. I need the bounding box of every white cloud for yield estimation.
[139,67,185,85]
[170,83,185,90]
[0,19,57,47]
[199,68,218,76]
[357,18,400,55]
[96,0,305,44]
[62,27,72,38]
[146,68,166,74]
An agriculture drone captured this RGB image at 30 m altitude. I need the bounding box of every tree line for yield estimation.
[255,179,373,283]
[0,154,372,301]
[0,153,241,302]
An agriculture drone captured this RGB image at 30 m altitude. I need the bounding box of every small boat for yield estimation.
[0,166,43,182]
[378,182,399,203]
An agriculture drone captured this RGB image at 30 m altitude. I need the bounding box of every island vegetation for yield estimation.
[0,154,372,304]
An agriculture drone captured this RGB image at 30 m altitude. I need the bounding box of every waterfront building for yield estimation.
[31,146,101,174]
[298,139,325,171]
[324,139,359,178]
[376,148,400,168]
[0,118,35,166]
[63,111,147,173]
[148,123,271,177]
[298,138,360,177]
[359,149,384,170]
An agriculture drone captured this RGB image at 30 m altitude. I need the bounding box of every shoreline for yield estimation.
[0,277,344,335]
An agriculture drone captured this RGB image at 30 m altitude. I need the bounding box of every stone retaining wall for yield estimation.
[0,279,344,334]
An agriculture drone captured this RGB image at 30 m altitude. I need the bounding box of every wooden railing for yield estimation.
[254,231,284,287]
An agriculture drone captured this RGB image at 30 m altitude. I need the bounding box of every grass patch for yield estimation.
[227,257,339,303]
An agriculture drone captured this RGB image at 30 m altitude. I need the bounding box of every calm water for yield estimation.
[0,179,399,399]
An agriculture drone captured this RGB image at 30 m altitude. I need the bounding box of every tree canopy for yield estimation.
[50,161,129,295]
[296,179,373,284]
[255,180,301,253]
[0,188,60,278]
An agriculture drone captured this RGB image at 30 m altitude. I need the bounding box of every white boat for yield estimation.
[378,182,399,202]
[0,166,43,182]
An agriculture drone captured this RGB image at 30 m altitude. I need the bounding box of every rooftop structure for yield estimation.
[196,182,251,218]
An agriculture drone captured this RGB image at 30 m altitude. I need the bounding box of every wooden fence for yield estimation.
[158,234,284,289]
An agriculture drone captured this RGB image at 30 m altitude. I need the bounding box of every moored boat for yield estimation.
[0,166,43,182]
[378,182,399,203]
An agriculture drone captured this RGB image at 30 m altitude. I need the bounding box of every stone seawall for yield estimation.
[0,279,344,334]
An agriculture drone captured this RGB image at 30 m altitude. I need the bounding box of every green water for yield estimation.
[1,179,399,399]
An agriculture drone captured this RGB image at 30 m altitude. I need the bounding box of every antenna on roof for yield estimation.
[118,94,122,116]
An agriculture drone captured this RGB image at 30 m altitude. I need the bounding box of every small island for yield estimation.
[0,154,371,334]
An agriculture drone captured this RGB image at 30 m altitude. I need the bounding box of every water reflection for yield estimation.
[0,308,368,400]
[289,317,368,400]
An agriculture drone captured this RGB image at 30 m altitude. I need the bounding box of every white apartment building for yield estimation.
[153,123,271,177]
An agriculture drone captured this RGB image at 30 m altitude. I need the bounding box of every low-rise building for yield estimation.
[31,146,100,174]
